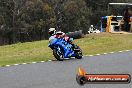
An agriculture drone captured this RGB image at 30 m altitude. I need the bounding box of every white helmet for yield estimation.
[49,28,56,32]
[49,28,56,35]
[91,25,93,27]
[56,31,65,35]
[56,31,62,34]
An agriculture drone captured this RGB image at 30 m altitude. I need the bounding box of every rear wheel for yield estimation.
[53,49,64,61]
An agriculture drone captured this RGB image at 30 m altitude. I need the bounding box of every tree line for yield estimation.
[0,0,131,45]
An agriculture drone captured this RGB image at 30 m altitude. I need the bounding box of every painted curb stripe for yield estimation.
[0,50,131,67]
[96,54,100,56]
[6,65,10,67]
[14,64,19,66]
[125,50,130,51]
[32,62,37,64]
[110,52,114,53]
[22,63,27,65]
[103,53,107,54]
[89,55,93,57]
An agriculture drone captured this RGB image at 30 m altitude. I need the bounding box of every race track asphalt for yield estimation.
[0,51,132,88]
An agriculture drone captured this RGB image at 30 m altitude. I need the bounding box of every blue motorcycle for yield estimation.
[48,38,83,61]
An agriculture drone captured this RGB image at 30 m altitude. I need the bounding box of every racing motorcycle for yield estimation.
[48,37,83,61]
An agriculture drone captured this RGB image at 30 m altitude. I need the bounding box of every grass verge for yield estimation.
[1,33,132,66]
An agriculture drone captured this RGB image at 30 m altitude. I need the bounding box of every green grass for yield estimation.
[1,40,53,66]
[75,33,132,55]
[1,33,132,66]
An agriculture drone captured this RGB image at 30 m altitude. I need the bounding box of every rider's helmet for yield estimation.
[56,31,64,35]
[49,28,56,36]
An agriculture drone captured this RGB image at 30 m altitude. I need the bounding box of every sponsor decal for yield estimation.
[76,67,131,85]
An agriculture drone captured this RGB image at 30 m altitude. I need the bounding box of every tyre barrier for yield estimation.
[66,30,84,39]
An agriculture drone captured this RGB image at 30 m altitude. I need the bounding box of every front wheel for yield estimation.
[53,49,64,61]
[74,45,83,59]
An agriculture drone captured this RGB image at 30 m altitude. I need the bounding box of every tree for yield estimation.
[0,0,132,45]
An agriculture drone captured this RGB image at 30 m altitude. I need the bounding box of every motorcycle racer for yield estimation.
[48,28,56,42]
[48,28,76,49]
[48,28,83,60]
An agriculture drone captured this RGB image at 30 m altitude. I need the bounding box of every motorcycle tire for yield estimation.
[74,45,83,59]
[53,49,64,61]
